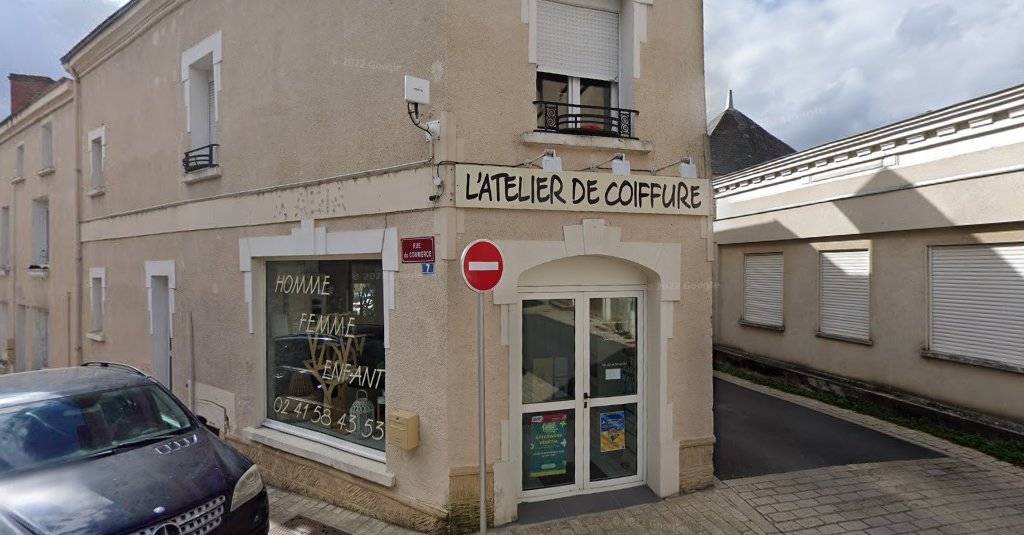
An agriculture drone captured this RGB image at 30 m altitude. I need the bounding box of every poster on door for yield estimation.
[528,412,568,477]
[599,411,625,453]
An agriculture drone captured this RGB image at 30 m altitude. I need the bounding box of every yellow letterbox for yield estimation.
[387,409,419,450]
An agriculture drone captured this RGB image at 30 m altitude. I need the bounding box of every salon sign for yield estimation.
[455,164,709,216]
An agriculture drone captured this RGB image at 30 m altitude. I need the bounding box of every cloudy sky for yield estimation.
[3,0,1024,151]
[704,0,1024,150]
[0,0,129,115]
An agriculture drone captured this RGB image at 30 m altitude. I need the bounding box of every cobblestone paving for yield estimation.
[269,372,1024,534]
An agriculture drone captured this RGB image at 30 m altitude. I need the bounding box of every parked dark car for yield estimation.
[0,362,269,535]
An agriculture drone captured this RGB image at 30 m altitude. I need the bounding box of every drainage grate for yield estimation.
[269,516,354,535]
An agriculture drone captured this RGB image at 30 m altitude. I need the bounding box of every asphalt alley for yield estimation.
[713,377,943,480]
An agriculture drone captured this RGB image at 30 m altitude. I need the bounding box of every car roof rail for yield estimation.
[81,361,147,376]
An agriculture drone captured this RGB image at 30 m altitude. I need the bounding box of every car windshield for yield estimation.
[0,384,191,476]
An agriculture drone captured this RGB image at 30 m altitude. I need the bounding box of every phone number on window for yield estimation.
[273,396,384,441]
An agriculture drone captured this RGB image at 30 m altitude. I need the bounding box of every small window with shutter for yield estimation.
[819,250,871,342]
[742,253,784,329]
[535,0,622,136]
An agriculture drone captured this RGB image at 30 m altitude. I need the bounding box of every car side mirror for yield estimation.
[197,415,208,426]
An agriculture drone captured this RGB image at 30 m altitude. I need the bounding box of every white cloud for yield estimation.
[704,0,1024,150]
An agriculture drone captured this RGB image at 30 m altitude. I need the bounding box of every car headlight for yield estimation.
[230,465,264,512]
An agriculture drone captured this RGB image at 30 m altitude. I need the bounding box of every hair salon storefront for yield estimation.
[227,163,715,533]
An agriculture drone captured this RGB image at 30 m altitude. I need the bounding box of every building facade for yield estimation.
[714,84,1024,425]
[0,76,78,375]
[3,0,716,532]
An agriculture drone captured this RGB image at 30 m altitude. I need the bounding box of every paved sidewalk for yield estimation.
[268,372,1024,534]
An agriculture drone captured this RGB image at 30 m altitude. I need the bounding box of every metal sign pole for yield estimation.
[478,291,487,534]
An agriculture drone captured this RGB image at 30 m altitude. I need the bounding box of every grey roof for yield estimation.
[709,105,795,177]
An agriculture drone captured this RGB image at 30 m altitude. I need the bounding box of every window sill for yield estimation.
[182,166,221,185]
[87,187,106,198]
[739,319,784,332]
[10,176,24,184]
[521,131,654,153]
[815,331,873,346]
[37,167,55,177]
[27,266,49,278]
[242,425,395,487]
[86,331,106,343]
[921,350,1024,375]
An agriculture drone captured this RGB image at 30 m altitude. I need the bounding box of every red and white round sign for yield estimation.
[461,239,504,293]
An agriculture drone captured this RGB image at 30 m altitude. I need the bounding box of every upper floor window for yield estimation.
[89,268,106,337]
[181,32,222,173]
[534,0,635,138]
[31,197,48,268]
[40,122,54,172]
[88,127,106,192]
[15,144,25,179]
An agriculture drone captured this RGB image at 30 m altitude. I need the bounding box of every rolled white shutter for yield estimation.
[537,0,620,81]
[819,250,870,340]
[743,253,784,327]
[930,245,1024,367]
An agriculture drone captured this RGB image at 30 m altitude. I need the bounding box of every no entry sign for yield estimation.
[461,239,504,293]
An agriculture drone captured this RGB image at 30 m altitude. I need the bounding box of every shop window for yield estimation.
[266,259,386,454]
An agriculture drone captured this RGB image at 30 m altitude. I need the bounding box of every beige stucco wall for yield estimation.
[0,83,77,372]
[714,126,1024,424]
[63,0,712,531]
[716,224,1024,422]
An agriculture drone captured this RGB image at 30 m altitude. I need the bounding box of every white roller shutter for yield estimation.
[537,0,620,81]
[743,253,784,327]
[930,244,1024,367]
[819,250,870,341]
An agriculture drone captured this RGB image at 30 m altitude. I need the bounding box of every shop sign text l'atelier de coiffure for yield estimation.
[455,165,710,216]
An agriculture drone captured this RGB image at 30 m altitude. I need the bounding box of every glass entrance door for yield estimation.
[519,292,643,500]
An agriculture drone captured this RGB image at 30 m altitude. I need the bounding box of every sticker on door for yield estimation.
[600,411,625,453]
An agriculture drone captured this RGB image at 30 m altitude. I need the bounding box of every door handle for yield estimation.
[583,392,590,408]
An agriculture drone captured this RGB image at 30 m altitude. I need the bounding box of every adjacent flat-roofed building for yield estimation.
[714,83,1024,425]
[43,0,716,531]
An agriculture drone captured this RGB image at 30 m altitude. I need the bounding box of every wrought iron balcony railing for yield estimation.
[534,101,638,139]
[182,143,219,173]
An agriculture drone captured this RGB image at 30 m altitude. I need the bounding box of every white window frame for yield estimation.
[14,143,25,180]
[741,252,784,330]
[817,249,871,344]
[31,197,49,268]
[40,121,54,172]
[239,220,398,464]
[181,31,222,150]
[88,126,106,193]
[88,267,107,341]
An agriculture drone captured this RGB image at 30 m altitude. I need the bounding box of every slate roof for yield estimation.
[709,99,795,177]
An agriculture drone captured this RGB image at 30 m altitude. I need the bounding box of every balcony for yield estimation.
[534,101,638,140]
[182,143,219,173]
